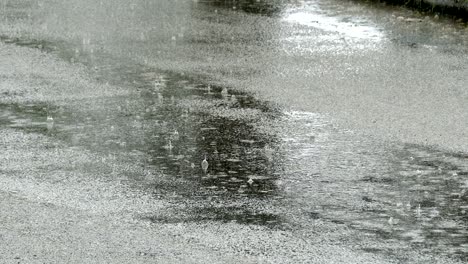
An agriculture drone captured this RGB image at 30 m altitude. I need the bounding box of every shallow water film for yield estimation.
[1,0,467,263]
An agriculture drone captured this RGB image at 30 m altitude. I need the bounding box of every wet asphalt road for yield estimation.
[16,0,466,152]
[1,0,468,262]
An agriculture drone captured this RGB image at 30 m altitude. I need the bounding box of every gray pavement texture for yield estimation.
[1,0,467,263]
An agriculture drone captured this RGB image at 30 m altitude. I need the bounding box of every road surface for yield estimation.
[1,0,467,263]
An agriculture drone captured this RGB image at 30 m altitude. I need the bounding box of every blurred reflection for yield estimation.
[1,0,468,259]
[198,0,288,15]
[0,34,285,227]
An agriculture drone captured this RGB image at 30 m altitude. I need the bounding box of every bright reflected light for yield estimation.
[281,3,385,53]
[285,11,383,41]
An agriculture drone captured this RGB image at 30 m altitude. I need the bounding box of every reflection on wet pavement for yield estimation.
[0,34,286,227]
[375,146,468,256]
[1,2,468,261]
[199,0,287,16]
[277,111,468,258]
[281,0,385,53]
[283,4,383,41]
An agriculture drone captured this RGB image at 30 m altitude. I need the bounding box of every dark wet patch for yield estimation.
[451,152,468,160]
[418,159,459,171]
[361,196,375,203]
[0,102,59,134]
[390,38,419,49]
[361,247,384,253]
[2,15,468,260]
[371,0,468,21]
[361,176,395,183]
[418,199,437,208]
[143,206,282,228]
[330,219,346,225]
[198,0,288,16]
[350,143,468,260]
[0,35,57,52]
[0,35,66,53]
[0,33,286,228]
[307,211,320,219]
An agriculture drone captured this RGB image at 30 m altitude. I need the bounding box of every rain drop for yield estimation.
[172,130,179,141]
[247,178,254,185]
[221,87,228,98]
[416,204,422,218]
[201,155,208,173]
[164,140,173,151]
[46,115,54,131]
[264,144,274,161]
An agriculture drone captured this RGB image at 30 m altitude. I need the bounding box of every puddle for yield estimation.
[145,206,282,227]
[0,102,58,134]
[0,35,58,52]
[1,29,467,260]
[369,145,468,257]
[0,34,285,227]
[276,111,468,259]
[197,0,287,16]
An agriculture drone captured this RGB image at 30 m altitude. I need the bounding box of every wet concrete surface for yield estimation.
[1,0,468,262]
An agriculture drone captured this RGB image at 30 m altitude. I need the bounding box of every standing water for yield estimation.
[0,0,467,261]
